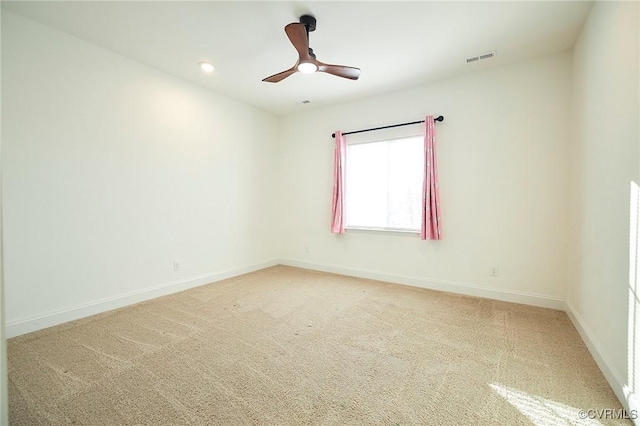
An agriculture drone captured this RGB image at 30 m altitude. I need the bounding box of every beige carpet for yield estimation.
[8,266,628,425]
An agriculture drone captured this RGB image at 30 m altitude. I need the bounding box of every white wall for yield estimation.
[0,5,7,424]
[279,52,572,308]
[566,1,640,413]
[1,11,280,336]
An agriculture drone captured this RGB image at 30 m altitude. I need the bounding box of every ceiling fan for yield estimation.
[262,15,361,83]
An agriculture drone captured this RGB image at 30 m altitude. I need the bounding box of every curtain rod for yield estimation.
[331,116,444,138]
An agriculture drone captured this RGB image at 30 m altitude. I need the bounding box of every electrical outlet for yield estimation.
[304,246,310,254]
[173,261,180,271]
[490,265,499,276]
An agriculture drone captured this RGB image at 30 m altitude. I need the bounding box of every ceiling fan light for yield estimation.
[297,62,318,74]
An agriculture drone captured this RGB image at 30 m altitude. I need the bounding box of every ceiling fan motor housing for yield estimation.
[299,15,316,32]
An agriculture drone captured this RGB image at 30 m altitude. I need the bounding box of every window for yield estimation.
[346,136,424,232]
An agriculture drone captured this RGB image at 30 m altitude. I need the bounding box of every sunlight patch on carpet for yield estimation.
[490,383,602,426]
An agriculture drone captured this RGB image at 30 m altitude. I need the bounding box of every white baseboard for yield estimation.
[5,258,565,338]
[6,260,279,338]
[565,301,636,420]
[279,258,565,310]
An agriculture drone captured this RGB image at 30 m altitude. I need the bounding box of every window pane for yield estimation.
[387,137,423,229]
[346,142,388,228]
[346,136,423,231]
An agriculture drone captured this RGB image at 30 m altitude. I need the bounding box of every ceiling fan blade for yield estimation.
[317,61,361,80]
[262,66,298,83]
[285,23,311,61]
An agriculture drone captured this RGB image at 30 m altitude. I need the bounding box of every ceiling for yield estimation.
[2,1,593,116]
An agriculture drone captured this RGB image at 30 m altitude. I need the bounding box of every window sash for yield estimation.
[345,135,423,232]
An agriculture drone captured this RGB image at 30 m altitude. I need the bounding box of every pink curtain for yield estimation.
[421,116,442,240]
[331,131,346,234]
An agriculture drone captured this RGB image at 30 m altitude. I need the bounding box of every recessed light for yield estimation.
[199,62,215,73]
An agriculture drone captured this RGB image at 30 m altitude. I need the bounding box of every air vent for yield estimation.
[466,50,496,63]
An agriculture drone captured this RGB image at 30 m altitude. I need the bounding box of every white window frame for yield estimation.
[344,131,424,234]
